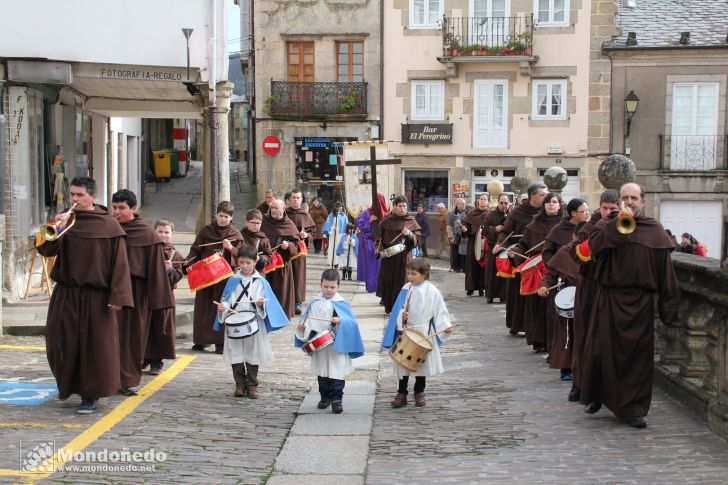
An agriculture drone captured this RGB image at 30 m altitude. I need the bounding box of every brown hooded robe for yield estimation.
[463,207,490,293]
[286,207,315,304]
[145,243,185,361]
[483,208,508,302]
[261,212,300,318]
[376,212,421,314]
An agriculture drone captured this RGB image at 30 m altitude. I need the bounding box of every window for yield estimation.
[473,80,508,148]
[235,128,241,141]
[403,170,449,211]
[411,80,445,120]
[670,83,719,170]
[287,41,314,82]
[234,106,241,118]
[337,41,364,82]
[409,0,443,29]
[532,79,567,119]
[534,0,569,26]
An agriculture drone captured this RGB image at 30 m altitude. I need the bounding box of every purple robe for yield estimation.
[356,208,380,293]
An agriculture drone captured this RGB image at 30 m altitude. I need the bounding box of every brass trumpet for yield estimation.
[35,203,78,246]
[616,201,636,235]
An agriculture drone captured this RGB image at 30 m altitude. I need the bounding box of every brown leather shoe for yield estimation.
[391,392,408,408]
[247,386,259,399]
[414,392,426,407]
[234,383,245,397]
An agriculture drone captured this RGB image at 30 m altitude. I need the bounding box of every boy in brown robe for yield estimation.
[187,201,243,353]
[286,188,315,314]
[261,199,300,318]
[112,190,175,395]
[144,219,185,375]
[376,195,421,314]
[241,208,273,272]
[37,177,133,414]
[483,194,509,303]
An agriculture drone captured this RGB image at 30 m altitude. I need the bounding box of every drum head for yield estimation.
[521,254,543,272]
[497,250,509,259]
[555,285,576,311]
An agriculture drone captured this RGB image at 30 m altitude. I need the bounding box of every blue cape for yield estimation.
[382,288,442,348]
[322,212,349,236]
[294,296,365,358]
[336,234,358,256]
[213,272,290,333]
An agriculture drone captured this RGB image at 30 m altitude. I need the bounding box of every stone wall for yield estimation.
[654,252,728,439]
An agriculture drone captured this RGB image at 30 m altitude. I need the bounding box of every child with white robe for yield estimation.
[382,257,453,407]
[322,201,349,268]
[295,269,365,413]
[336,224,358,280]
[214,246,290,398]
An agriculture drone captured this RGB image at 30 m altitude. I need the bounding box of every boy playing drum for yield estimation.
[295,269,365,413]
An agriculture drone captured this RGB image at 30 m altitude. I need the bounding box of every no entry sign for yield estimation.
[262,135,282,156]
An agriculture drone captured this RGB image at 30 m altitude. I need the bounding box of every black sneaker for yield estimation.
[77,398,98,415]
[192,344,210,351]
[568,386,580,402]
[215,344,224,354]
[585,402,602,414]
[628,416,647,428]
[331,401,343,414]
[149,363,163,375]
[120,387,139,396]
[295,303,303,315]
[317,398,331,409]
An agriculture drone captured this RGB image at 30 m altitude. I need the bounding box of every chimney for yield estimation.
[679,32,690,45]
[626,32,637,46]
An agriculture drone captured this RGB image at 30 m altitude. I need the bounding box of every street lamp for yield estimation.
[625,90,639,136]
[182,28,199,96]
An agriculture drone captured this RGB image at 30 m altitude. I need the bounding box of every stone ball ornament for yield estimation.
[487,179,504,197]
[543,166,568,192]
[598,154,637,189]
[509,175,531,194]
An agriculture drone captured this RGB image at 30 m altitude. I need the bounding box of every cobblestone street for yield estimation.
[1,170,727,484]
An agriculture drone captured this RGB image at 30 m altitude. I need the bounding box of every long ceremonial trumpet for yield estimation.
[35,203,78,246]
[616,201,636,235]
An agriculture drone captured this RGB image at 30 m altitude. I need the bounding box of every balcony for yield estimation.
[441,15,535,61]
[659,135,728,171]
[267,81,367,120]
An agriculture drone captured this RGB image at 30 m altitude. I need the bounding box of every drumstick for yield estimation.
[525,240,546,254]
[167,249,176,263]
[213,301,245,315]
[544,281,565,292]
[197,240,224,247]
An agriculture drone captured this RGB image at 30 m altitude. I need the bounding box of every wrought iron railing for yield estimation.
[268,81,367,117]
[659,135,727,170]
[442,15,534,57]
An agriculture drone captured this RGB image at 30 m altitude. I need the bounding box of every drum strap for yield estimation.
[230,281,251,311]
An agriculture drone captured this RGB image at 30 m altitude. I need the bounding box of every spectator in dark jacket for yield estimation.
[415,204,431,257]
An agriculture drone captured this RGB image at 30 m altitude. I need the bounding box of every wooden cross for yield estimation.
[345,145,401,237]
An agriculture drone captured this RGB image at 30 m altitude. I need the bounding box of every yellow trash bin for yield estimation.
[152,150,171,178]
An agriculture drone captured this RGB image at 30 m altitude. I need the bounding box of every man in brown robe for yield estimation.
[261,199,300,318]
[463,193,490,297]
[256,188,276,215]
[580,183,679,428]
[112,190,174,395]
[569,189,619,402]
[37,176,133,414]
[144,219,185,375]
[493,183,546,335]
[483,194,509,303]
[286,188,315,315]
[187,201,243,353]
[309,198,329,254]
[376,195,421,314]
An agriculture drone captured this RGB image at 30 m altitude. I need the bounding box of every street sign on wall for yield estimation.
[262,135,281,156]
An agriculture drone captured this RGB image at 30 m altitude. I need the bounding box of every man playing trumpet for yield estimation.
[37,177,133,415]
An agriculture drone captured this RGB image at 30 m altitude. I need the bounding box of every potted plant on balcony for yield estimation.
[443,33,460,56]
[462,44,480,56]
[263,95,279,115]
[505,39,526,55]
[338,92,359,112]
[519,31,533,56]
[488,45,502,56]
[476,44,488,56]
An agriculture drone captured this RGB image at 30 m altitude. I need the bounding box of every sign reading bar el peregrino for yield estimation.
[401,124,453,144]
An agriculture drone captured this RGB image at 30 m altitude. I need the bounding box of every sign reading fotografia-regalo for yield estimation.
[99,67,184,81]
[402,124,453,144]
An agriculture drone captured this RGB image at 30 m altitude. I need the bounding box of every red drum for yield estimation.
[291,240,309,261]
[301,329,335,355]
[478,240,489,268]
[187,253,233,292]
[264,252,285,275]
[495,250,517,278]
[518,254,545,296]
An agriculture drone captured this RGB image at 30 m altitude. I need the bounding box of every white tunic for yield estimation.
[218,273,274,366]
[295,293,354,380]
[338,234,358,271]
[394,281,452,378]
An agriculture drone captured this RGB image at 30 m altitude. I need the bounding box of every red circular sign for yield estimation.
[262,135,282,156]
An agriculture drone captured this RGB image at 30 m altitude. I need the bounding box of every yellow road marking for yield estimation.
[0,354,196,481]
[0,345,46,351]
[0,422,86,429]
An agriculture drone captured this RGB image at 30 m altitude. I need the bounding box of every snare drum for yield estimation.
[187,253,234,291]
[291,240,309,261]
[224,311,260,339]
[381,242,407,259]
[389,328,433,372]
[554,286,576,319]
[263,252,285,274]
[301,329,336,355]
